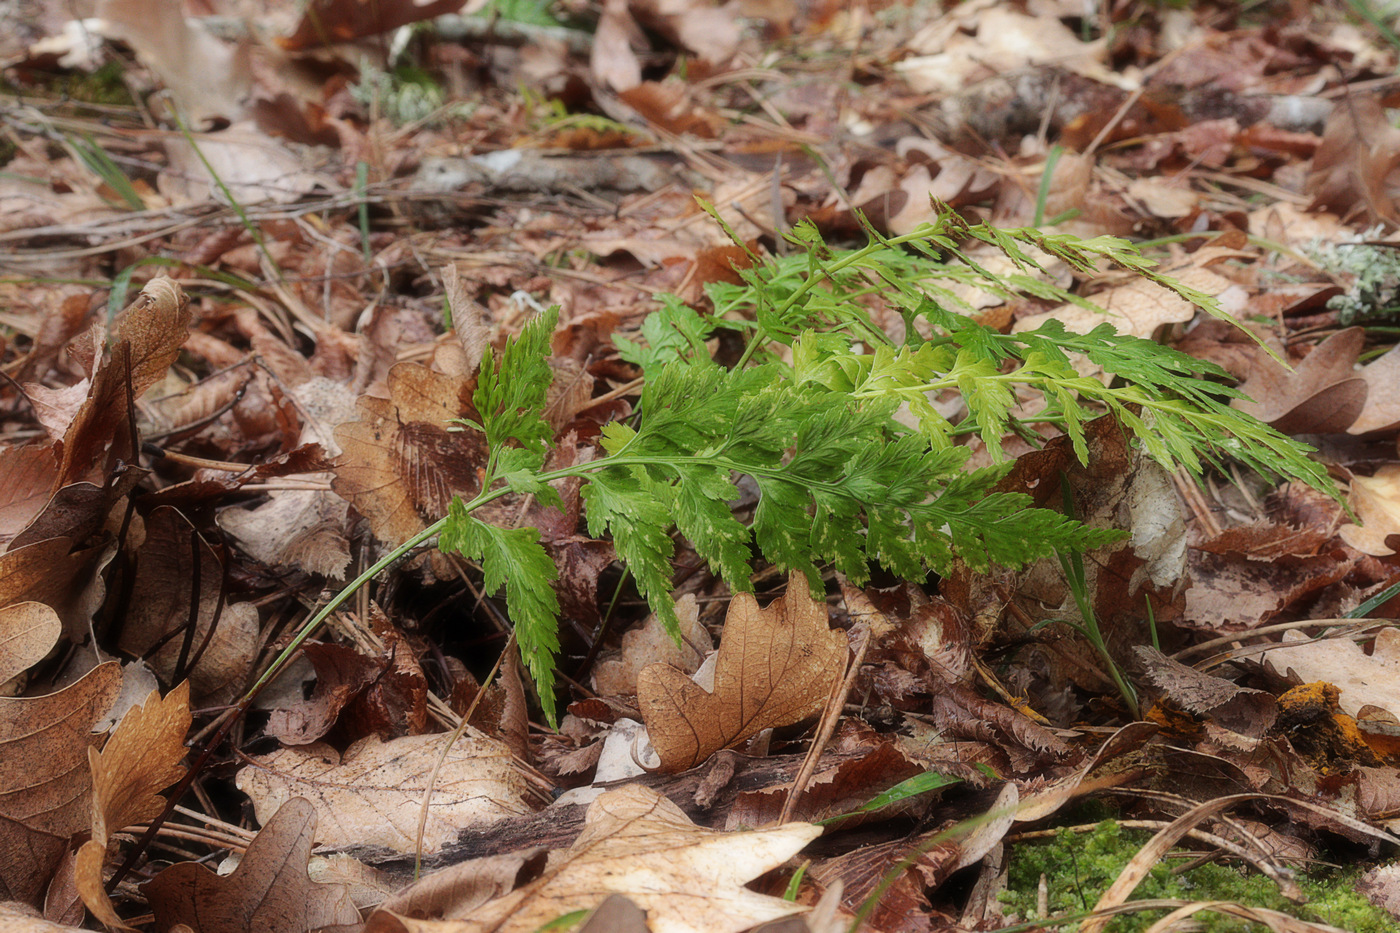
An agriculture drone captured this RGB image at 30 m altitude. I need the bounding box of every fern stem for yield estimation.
[239,520,445,705]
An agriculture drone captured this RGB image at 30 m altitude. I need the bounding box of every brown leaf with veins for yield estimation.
[638,574,847,772]
[112,277,193,400]
[76,681,190,929]
[236,732,530,854]
[364,784,818,933]
[0,657,122,905]
[143,797,360,933]
[332,362,488,551]
[0,537,110,642]
[0,601,62,684]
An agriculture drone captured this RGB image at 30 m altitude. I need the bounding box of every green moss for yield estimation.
[1000,820,1395,932]
[2,61,134,107]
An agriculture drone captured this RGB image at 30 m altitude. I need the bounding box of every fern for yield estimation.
[421,209,1338,724]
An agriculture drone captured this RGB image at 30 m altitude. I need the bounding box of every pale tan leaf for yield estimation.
[638,574,847,772]
[1255,628,1400,721]
[364,784,819,933]
[592,594,708,697]
[0,602,61,685]
[1340,464,1400,556]
[143,797,360,933]
[236,733,530,854]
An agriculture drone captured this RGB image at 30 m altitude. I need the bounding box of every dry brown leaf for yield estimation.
[332,362,487,552]
[94,0,251,127]
[591,0,643,92]
[217,488,353,579]
[637,574,847,772]
[280,0,468,50]
[0,602,62,685]
[76,681,190,929]
[1305,95,1400,225]
[143,797,360,933]
[117,507,258,703]
[1234,327,1367,434]
[1340,464,1400,556]
[236,732,530,854]
[364,784,819,933]
[112,277,193,401]
[0,444,61,548]
[0,661,122,905]
[1135,647,1277,740]
[0,538,110,642]
[160,126,320,206]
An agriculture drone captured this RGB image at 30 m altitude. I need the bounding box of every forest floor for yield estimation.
[7,0,1400,931]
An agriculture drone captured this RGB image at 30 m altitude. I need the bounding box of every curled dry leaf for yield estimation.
[0,658,122,905]
[143,797,360,933]
[1234,327,1368,435]
[638,574,847,772]
[236,732,531,855]
[76,681,191,929]
[364,784,819,933]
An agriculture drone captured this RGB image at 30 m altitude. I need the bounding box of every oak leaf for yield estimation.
[638,575,847,772]
[332,362,488,553]
[143,797,360,933]
[76,681,190,929]
[364,784,819,933]
[236,732,530,854]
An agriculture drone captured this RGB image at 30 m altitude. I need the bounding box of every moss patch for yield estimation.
[1000,820,1394,932]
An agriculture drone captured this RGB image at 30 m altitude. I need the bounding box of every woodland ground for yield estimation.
[8,1,1400,932]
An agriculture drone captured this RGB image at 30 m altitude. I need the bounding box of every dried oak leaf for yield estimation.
[235,732,530,855]
[331,362,487,551]
[76,681,190,929]
[0,658,122,905]
[364,784,818,933]
[638,575,847,772]
[143,797,360,933]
